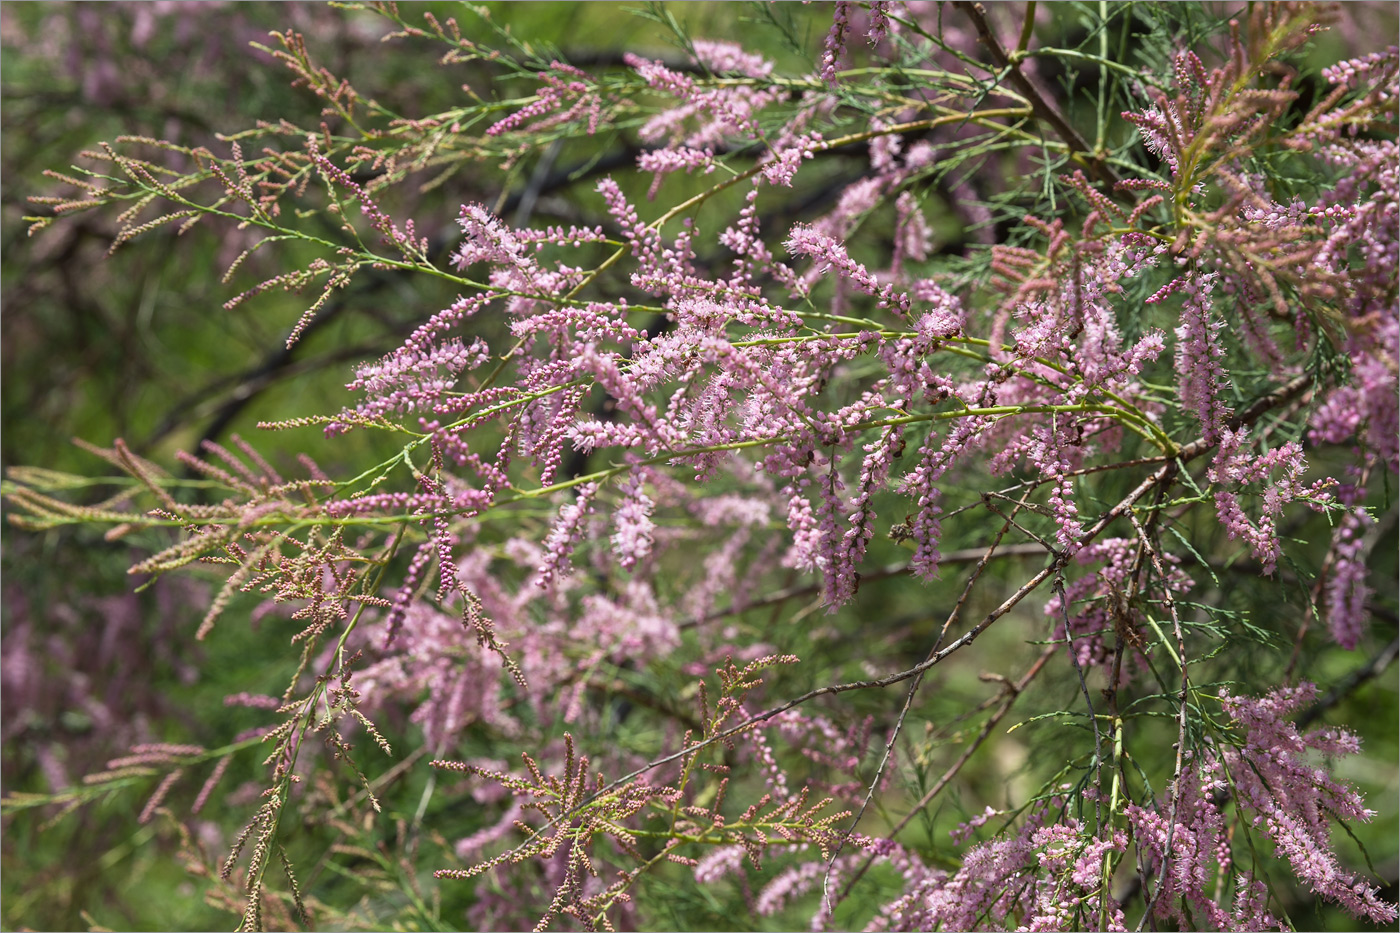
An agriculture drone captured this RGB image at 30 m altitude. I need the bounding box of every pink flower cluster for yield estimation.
[27,4,1395,931]
[1130,685,1398,928]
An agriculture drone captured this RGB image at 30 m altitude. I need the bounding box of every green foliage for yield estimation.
[2,3,1396,931]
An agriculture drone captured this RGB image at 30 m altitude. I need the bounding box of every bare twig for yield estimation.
[455,372,1314,882]
[836,645,1055,902]
[681,544,1047,630]
[953,1,1120,187]
[821,493,1036,913]
[1128,510,1192,931]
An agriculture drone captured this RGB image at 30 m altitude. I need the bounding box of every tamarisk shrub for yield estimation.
[4,2,1397,930]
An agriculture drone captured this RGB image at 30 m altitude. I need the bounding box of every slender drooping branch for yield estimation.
[450,370,1318,869]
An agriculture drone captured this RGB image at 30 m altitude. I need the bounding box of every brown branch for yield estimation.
[681,544,1048,631]
[836,644,1056,902]
[1127,510,1192,930]
[486,372,1314,870]
[893,646,1055,839]
[954,1,1120,187]
[822,494,1039,910]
